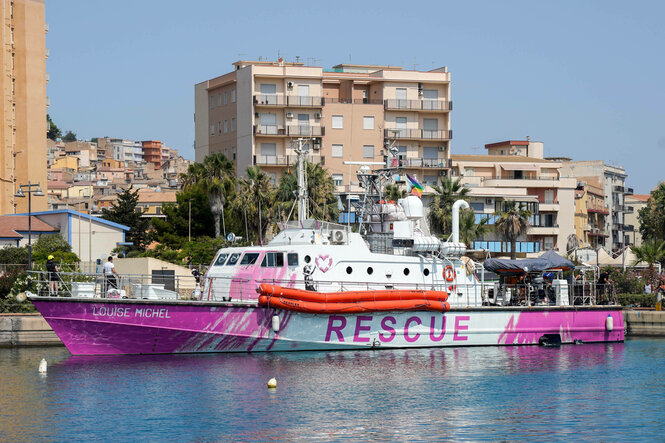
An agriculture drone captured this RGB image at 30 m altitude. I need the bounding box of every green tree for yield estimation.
[631,240,665,291]
[495,200,532,260]
[32,234,79,263]
[428,177,470,237]
[151,185,216,245]
[101,187,150,251]
[458,209,490,248]
[276,161,338,222]
[47,114,61,141]
[62,130,77,142]
[180,154,235,238]
[385,184,407,201]
[638,183,665,242]
[233,166,275,244]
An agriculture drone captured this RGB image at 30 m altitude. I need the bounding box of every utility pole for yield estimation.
[188,199,192,242]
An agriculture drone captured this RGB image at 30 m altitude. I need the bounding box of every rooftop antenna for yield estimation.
[295,55,300,63]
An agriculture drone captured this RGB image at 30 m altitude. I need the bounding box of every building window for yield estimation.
[224,91,228,105]
[231,118,236,132]
[210,124,214,136]
[363,145,374,158]
[332,144,343,158]
[332,174,343,186]
[224,120,228,133]
[210,96,214,109]
[363,116,374,130]
[217,93,222,106]
[231,89,236,102]
[332,115,344,129]
[217,121,221,134]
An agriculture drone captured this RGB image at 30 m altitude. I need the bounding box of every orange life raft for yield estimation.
[258,295,451,314]
[256,284,450,314]
[258,283,448,303]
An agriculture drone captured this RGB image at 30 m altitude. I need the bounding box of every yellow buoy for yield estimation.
[267,377,277,389]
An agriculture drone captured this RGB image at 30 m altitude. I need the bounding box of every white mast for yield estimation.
[296,138,308,222]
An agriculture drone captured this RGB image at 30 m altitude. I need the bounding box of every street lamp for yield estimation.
[14,181,45,270]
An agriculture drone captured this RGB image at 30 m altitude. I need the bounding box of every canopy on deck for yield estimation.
[483,250,575,275]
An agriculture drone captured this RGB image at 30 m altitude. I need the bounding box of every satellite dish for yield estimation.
[226,233,236,242]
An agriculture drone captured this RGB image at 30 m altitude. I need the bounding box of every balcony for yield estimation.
[253,95,323,107]
[588,228,609,237]
[613,185,633,194]
[384,99,453,112]
[384,128,452,141]
[538,202,559,212]
[625,205,634,214]
[254,125,325,137]
[611,223,634,232]
[587,205,610,215]
[400,158,451,169]
[324,98,383,105]
[254,154,324,166]
[528,225,559,236]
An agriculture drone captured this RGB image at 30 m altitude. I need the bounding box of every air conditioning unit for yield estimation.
[287,81,294,88]
[418,89,424,96]
[286,112,294,119]
[330,230,347,244]
[438,146,445,151]
[486,198,493,204]
[314,113,322,119]
[313,137,321,145]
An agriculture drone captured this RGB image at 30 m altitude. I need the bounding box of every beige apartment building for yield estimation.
[194,60,452,195]
[0,0,47,214]
[451,140,577,256]
[556,160,633,252]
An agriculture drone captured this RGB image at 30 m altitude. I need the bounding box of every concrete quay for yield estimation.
[2,310,665,347]
[623,310,665,336]
[0,313,62,347]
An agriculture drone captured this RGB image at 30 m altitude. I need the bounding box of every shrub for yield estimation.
[617,293,656,308]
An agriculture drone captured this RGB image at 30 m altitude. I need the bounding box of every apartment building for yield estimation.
[0,0,48,213]
[451,140,577,256]
[194,60,452,194]
[625,194,649,247]
[142,140,170,168]
[557,160,634,251]
[97,138,143,165]
[574,177,608,250]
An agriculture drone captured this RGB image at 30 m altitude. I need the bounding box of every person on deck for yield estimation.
[103,256,119,295]
[46,255,59,295]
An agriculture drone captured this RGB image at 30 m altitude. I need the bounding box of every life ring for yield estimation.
[444,266,456,282]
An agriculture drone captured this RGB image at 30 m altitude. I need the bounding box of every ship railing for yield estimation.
[26,271,201,301]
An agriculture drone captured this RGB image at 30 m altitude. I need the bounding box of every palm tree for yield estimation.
[180,154,235,239]
[631,240,665,291]
[233,166,275,244]
[428,177,470,237]
[276,161,338,222]
[495,200,532,260]
[459,208,490,248]
[384,184,407,202]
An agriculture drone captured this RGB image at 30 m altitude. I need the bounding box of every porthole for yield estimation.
[346,266,353,274]
[367,267,374,275]
[404,268,410,276]
[424,268,430,276]
[304,255,311,263]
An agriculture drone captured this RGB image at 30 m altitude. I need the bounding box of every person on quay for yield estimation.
[46,255,59,295]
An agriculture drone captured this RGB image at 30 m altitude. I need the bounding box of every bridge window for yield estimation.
[240,253,260,266]
[287,253,298,267]
[214,253,229,266]
[225,253,240,266]
[261,252,284,267]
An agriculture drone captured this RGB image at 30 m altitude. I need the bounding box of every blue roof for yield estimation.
[10,209,130,231]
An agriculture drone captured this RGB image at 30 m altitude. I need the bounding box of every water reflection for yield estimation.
[0,339,659,441]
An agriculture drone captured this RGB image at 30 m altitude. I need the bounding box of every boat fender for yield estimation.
[272,314,280,333]
[605,315,614,332]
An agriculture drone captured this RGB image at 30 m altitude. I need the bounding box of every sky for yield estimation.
[45,0,664,193]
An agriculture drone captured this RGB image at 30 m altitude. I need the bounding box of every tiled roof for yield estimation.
[628,194,650,202]
[0,215,57,239]
[137,190,177,203]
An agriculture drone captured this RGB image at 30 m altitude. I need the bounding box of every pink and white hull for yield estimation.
[31,298,624,355]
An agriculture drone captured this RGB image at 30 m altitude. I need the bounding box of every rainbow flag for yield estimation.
[407,174,423,197]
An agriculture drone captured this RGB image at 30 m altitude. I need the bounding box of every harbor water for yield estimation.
[1,338,663,441]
